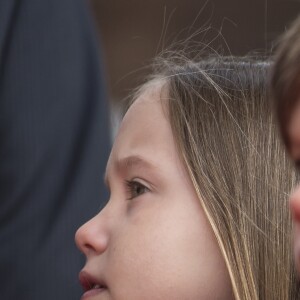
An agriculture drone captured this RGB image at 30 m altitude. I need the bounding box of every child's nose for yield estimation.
[75,212,109,256]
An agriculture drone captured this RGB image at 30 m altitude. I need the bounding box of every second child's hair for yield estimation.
[271,15,300,148]
[131,56,300,299]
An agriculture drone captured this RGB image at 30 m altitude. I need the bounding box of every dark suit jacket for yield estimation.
[0,0,110,299]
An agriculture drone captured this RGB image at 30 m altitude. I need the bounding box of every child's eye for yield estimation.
[125,180,149,200]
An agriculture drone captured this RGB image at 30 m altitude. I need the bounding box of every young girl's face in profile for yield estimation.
[75,83,233,300]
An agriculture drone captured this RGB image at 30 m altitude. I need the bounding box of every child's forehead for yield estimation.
[115,80,172,149]
[125,79,169,122]
[135,78,167,102]
[123,88,165,126]
[109,78,179,176]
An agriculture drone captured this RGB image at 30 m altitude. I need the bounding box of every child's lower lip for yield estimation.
[80,287,107,299]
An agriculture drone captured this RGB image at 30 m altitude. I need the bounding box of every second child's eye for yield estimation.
[125,180,149,200]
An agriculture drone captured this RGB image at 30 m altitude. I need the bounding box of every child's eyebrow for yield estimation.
[117,155,156,170]
[104,155,157,187]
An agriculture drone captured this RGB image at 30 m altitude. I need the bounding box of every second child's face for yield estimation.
[287,100,300,274]
[75,83,233,300]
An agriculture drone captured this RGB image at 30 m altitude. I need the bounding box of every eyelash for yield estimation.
[125,180,149,200]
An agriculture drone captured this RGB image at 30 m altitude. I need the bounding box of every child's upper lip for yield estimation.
[79,270,107,292]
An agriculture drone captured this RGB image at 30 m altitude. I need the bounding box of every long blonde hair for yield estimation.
[131,56,300,299]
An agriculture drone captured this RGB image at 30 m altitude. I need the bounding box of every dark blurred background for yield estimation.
[90,0,300,104]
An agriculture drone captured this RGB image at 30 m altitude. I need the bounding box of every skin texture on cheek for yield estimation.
[109,204,228,300]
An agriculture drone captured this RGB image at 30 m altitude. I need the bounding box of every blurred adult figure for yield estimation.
[0,0,110,299]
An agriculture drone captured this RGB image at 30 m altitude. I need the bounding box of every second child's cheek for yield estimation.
[294,222,300,275]
[289,189,300,275]
[290,187,300,221]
